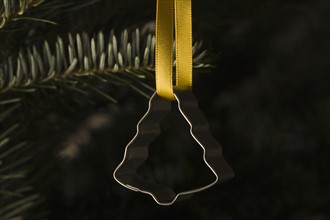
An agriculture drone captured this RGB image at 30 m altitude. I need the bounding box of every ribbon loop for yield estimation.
[156,0,192,100]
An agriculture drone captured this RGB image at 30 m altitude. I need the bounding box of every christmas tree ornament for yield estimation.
[113,0,234,205]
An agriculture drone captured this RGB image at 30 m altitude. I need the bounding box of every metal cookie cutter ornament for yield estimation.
[113,89,234,206]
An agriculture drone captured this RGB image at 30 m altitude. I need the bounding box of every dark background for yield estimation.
[1,0,329,219]
[47,0,330,219]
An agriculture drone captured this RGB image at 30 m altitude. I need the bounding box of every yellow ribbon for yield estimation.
[156,0,192,100]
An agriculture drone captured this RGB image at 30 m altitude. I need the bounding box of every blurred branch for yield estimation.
[0,0,45,29]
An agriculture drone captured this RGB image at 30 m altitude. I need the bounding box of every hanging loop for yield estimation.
[156,0,193,100]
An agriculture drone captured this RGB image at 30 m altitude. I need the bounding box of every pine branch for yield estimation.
[0,28,212,97]
[0,107,46,219]
[0,0,45,29]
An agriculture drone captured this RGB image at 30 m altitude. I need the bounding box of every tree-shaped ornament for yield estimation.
[113,0,234,205]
